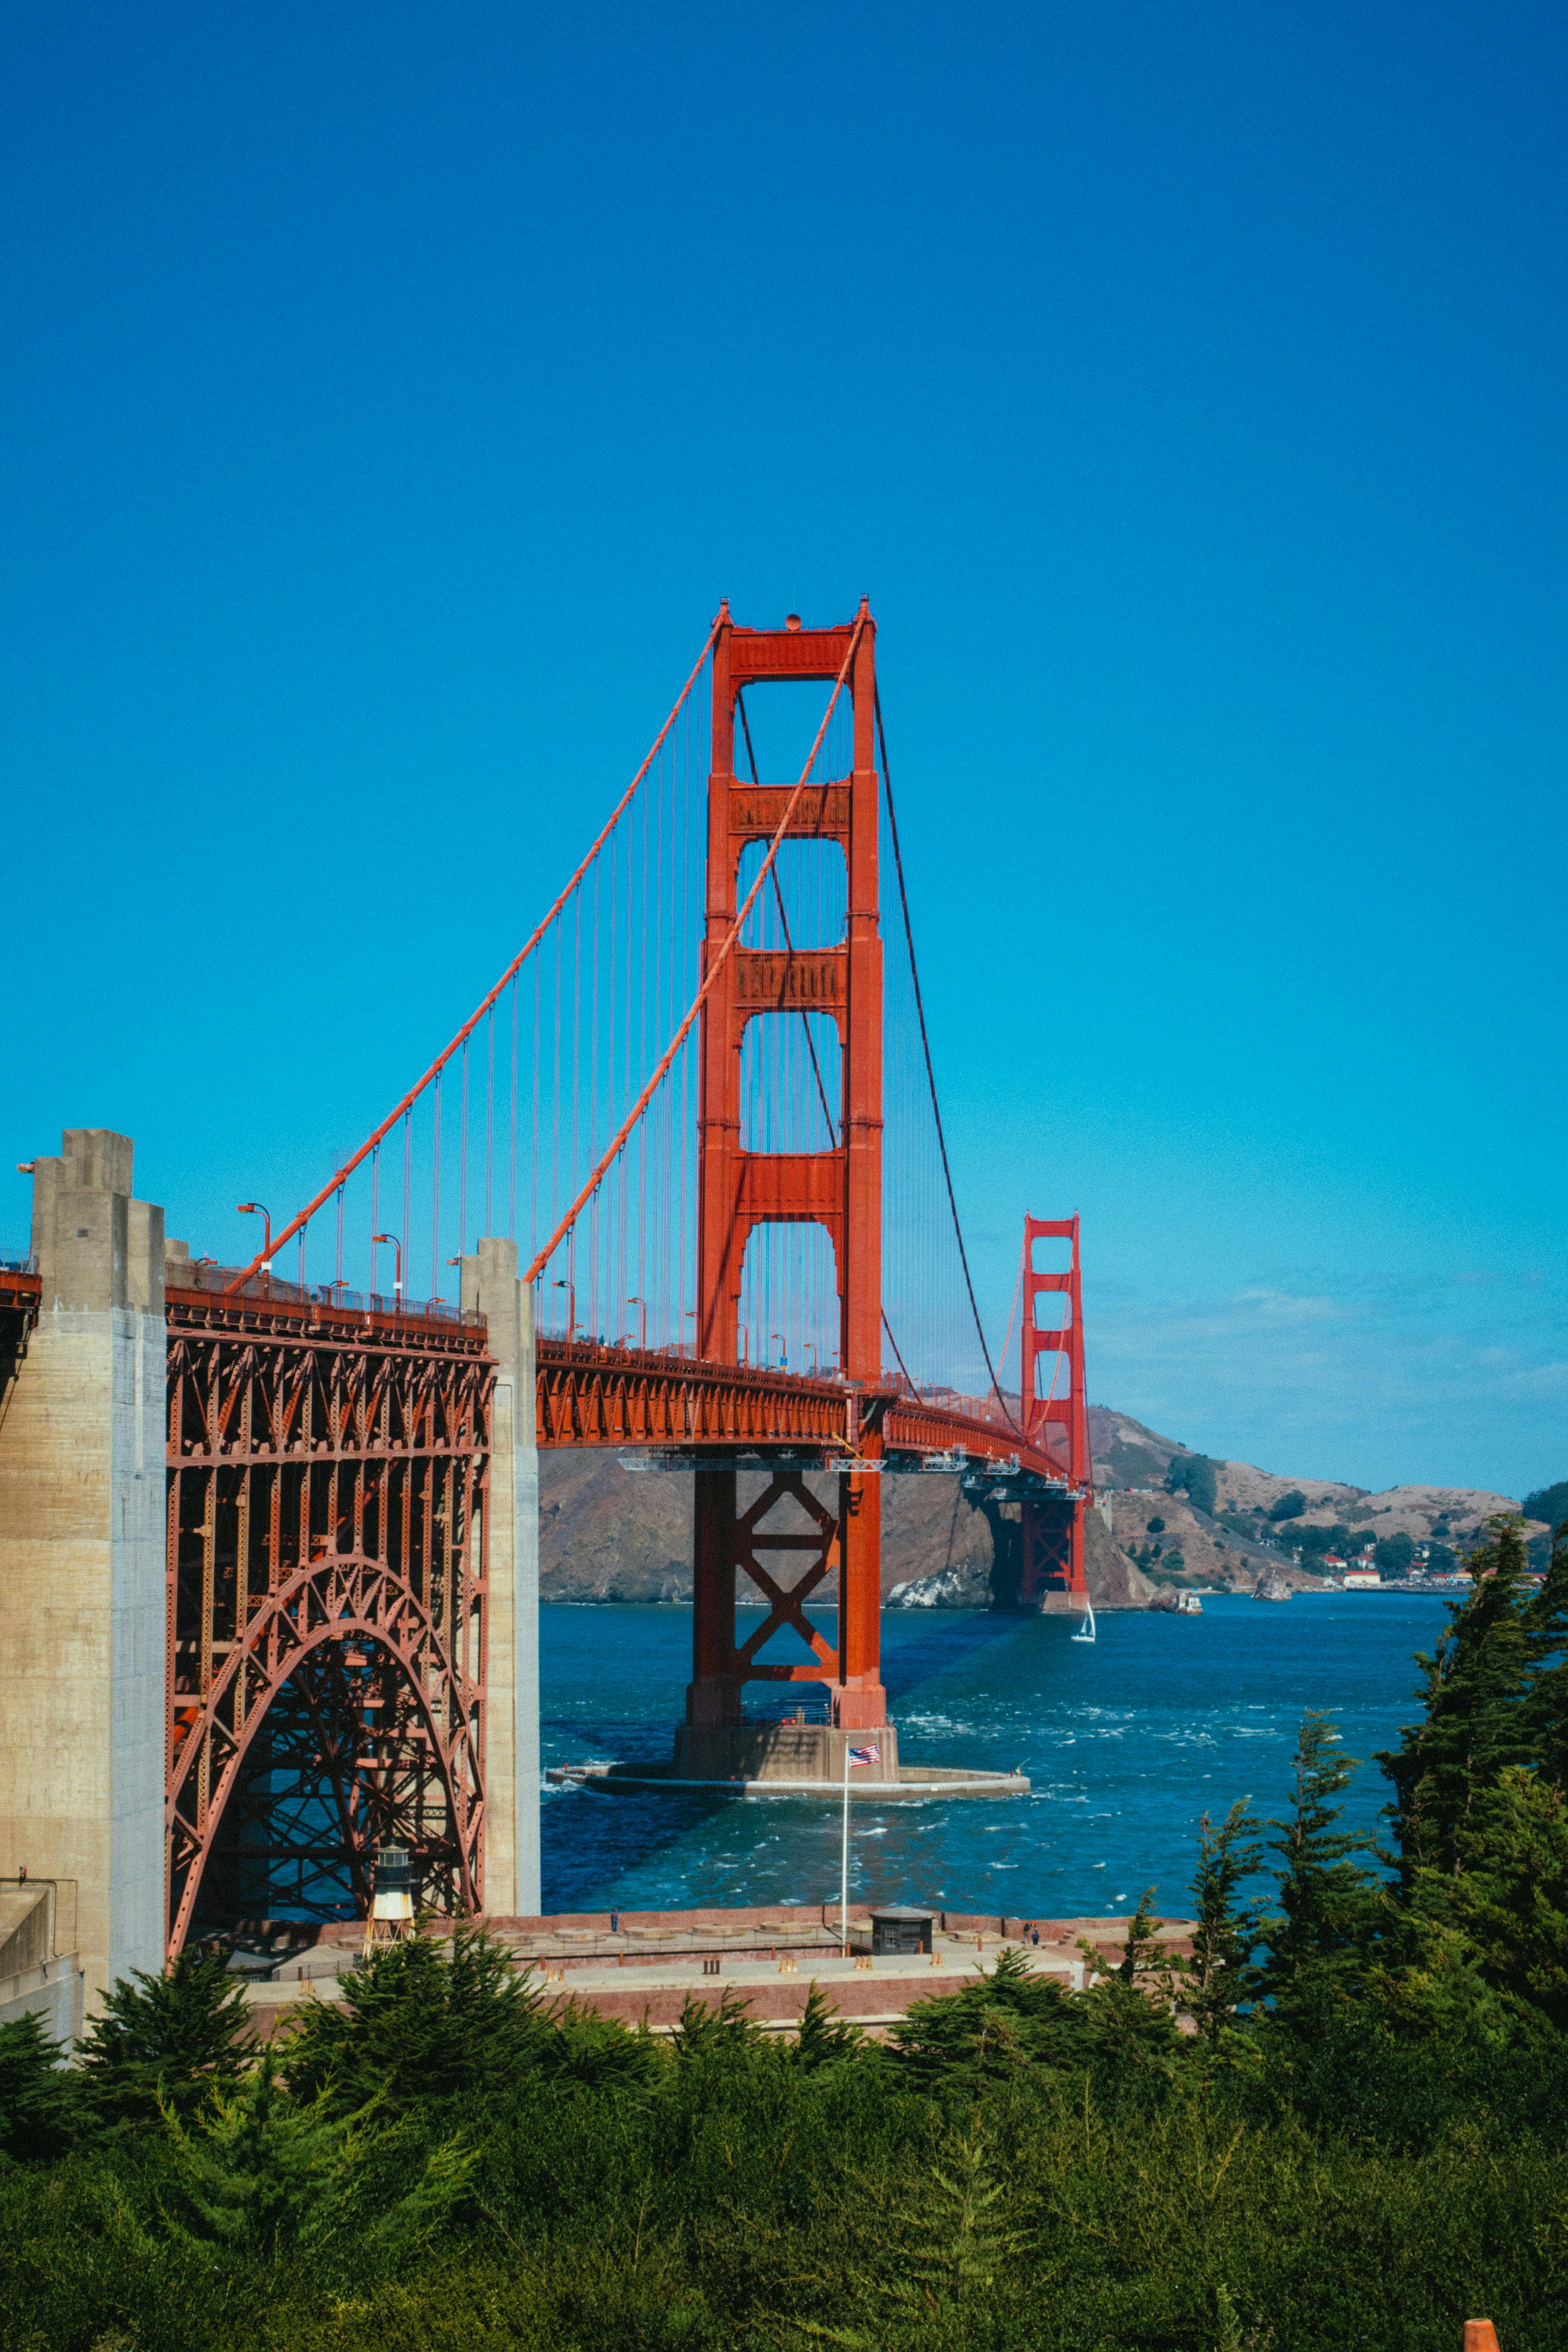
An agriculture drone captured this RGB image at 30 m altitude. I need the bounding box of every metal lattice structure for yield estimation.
[148,606,1094,1946]
[165,1279,492,1953]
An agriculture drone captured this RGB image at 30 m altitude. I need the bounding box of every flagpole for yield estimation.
[840,1733,851,1956]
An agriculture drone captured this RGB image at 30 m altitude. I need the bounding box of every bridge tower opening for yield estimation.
[687,603,888,1740]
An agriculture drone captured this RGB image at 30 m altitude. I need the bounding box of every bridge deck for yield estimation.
[166,1267,1075,1490]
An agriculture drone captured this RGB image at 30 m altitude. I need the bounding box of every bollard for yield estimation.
[1463,2326,1501,2352]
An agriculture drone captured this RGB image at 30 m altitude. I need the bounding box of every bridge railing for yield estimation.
[167,1260,480,1331]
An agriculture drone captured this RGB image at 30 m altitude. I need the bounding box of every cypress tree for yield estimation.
[1524,1515,1568,1790]
[158,2047,476,2267]
[77,1946,251,2125]
[785,1983,865,2073]
[891,1944,1095,2090]
[282,1925,550,2117]
[1379,1518,1535,1885]
[1263,1713,1382,2019]
[1185,1802,1265,2044]
[0,2011,79,2163]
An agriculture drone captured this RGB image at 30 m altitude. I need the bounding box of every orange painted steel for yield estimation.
[0,1264,42,1369]
[1019,1214,1092,1607]
[524,604,866,1287]
[534,1334,1074,1481]
[691,605,888,1731]
[164,1283,492,1952]
[0,1264,42,1319]
[151,610,1098,1946]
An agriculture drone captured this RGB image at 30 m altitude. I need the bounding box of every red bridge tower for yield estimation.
[687,604,887,1738]
[1019,1213,1092,1611]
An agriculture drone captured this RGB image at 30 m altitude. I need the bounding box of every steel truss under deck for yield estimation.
[164,1286,492,1953]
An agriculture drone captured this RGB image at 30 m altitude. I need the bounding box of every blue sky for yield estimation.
[3,2,1563,1497]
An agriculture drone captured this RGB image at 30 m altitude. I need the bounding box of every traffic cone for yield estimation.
[1463,2323,1500,2352]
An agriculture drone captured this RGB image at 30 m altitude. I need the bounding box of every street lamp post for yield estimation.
[770,1331,786,1368]
[553,1277,577,1338]
[626,1295,647,1350]
[372,1234,402,1299]
[236,1203,273,1281]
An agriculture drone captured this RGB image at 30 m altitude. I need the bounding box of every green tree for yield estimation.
[282,1927,558,2117]
[0,2011,79,2163]
[1375,1530,1416,1577]
[157,2048,474,2270]
[1075,1896,1186,2077]
[785,2124,1031,2349]
[891,1944,1095,2089]
[1401,1767,1568,2041]
[1524,1516,1568,1790]
[1185,1803,1265,2044]
[671,1985,761,2064]
[78,1947,251,2125]
[1263,1713,1382,2020]
[784,1982,865,2073]
[1293,1521,1348,1559]
[1076,1888,1175,1993]
[1379,1518,1535,1884]
[1522,1479,1568,1535]
[1268,1489,1306,1523]
[1165,1454,1218,1516]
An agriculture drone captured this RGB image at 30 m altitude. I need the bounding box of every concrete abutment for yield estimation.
[0,1130,166,2013]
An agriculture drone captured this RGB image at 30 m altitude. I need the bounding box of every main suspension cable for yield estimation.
[524,609,869,1286]
[875,685,1022,1437]
[227,613,722,1291]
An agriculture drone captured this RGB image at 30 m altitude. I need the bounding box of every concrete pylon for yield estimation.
[459,1239,540,1916]
[0,1131,167,2016]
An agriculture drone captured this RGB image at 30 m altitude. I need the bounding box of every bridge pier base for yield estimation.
[683,1457,888,1758]
[673,1720,901,1786]
[0,1130,166,2018]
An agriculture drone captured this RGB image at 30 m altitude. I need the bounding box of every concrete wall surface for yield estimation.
[0,1884,84,2040]
[460,1240,541,1917]
[0,1131,167,2018]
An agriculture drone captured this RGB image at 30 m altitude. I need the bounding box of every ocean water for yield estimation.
[539,1591,1453,1921]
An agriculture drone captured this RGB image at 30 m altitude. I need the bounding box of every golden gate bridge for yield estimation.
[2,601,1091,1972]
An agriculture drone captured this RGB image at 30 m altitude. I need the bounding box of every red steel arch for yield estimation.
[164,1281,490,1952]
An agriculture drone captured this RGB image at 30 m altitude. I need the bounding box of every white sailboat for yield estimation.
[1071,1599,1097,1644]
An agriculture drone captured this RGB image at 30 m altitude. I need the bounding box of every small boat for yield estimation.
[1071,1601,1097,1644]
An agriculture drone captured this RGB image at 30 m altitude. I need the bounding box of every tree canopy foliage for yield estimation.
[1523,1480,1568,1534]
[1163,1451,1218,1516]
[5,1515,1568,2350]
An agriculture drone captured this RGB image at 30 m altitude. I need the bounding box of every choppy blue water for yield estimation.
[539,1592,1452,1921]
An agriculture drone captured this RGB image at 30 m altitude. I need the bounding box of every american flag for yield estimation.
[847,1744,881,1766]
